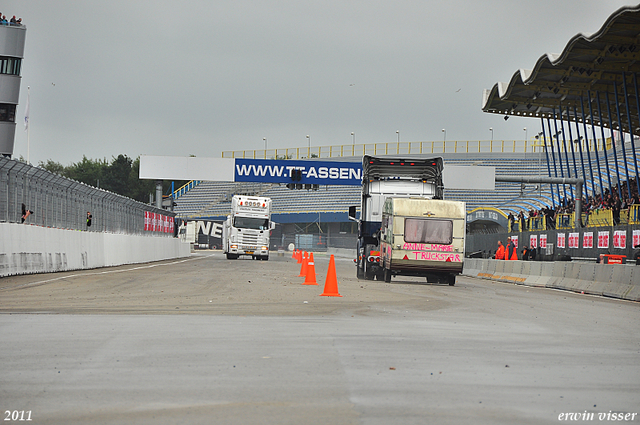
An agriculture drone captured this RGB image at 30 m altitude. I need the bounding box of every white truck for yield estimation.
[223,195,274,260]
[349,155,465,285]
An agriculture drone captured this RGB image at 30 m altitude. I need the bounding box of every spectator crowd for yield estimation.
[0,14,23,26]
[508,177,639,230]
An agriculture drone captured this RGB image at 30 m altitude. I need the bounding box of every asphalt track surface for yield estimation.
[0,251,638,425]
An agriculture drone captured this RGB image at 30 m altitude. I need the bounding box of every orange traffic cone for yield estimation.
[320,255,342,297]
[297,250,303,264]
[298,252,309,277]
[292,249,296,259]
[303,253,318,285]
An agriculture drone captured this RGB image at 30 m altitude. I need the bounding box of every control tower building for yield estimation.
[0,22,26,158]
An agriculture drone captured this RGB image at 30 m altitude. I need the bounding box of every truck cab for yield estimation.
[350,155,444,280]
[223,195,274,260]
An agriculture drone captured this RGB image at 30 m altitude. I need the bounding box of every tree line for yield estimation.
[38,155,187,204]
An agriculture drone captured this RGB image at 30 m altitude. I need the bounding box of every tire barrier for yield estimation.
[463,258,640,302]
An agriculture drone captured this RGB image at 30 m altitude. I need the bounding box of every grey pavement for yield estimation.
[0,254,638,424]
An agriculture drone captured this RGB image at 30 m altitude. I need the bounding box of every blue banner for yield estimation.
[234,159,362,185]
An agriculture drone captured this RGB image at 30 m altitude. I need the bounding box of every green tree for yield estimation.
[128,157,155,203]
[38,159,65,175]
[65,156,106,187]
[37,154,190,204]
[102,154,132,196]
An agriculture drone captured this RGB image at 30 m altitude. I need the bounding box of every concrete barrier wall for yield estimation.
[0,223,191,277]
[463,258,640,302]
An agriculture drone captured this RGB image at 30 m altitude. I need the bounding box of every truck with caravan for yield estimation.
[349,155,465,285]
[223,195,274,260]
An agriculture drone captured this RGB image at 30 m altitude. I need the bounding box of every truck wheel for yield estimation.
[364,263,375,280]
[383,268,391,283]
[356,264,365,279]
[262,255,269,261]
[448,275,456,286]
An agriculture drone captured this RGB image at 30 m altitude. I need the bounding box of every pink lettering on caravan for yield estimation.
[404,243,453,252]
[412,252,462,262]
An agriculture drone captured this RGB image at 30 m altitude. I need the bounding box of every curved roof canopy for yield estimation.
[482,4,640,135]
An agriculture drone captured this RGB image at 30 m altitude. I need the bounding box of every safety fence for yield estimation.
[0,157,174,235]
[184,218,357,252]
[221,138,607,160]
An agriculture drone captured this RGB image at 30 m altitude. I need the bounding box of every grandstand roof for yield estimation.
[482,4,640,135]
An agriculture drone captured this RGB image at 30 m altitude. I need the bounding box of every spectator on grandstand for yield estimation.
[495,241,505,260]
[612,194,621,225]
[0,15,7,25]
[542,206,555,229]
[9,16,16,24]
[86,212,92,227]
[518,211,527,231]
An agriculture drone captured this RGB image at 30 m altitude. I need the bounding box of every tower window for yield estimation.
[0,104,16,122]
[0,57,22,75]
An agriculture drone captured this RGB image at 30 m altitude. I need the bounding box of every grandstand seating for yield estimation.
[173,144,640,220]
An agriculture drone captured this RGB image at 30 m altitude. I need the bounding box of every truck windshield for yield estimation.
[404,218,452,245]
[234,217,269,230]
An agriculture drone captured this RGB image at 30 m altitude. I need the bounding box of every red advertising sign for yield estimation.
[598,231,609,249]
[613,230,626,249]
[557,233,566,249]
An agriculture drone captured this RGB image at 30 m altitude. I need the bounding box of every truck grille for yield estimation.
[239,233,259,245]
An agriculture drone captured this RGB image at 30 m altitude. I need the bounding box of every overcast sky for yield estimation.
[4,0,636,165]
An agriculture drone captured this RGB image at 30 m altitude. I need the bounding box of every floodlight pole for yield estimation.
[26,86,30,164]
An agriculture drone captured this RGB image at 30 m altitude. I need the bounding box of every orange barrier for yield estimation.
[303,253,318,285]
[320,255,342,297]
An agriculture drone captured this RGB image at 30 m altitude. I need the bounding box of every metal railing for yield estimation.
[508,216,550,232]
[174,180,201,199]
[222,138,606,159]
[519,205,640,231]
[0,157,174,235]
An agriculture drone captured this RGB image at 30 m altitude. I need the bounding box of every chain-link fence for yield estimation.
[277,232,357,252]
[0,157,174,235]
